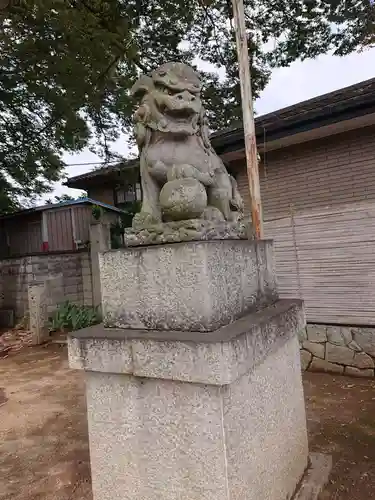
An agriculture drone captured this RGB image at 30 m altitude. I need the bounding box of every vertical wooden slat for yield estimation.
[265,201,375,326]
[47,208,73,251]
[74,206,92,243]
[70,208,77,249]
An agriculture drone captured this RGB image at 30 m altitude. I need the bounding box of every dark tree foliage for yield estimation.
[0,0,373,213]
[44,192,87,204]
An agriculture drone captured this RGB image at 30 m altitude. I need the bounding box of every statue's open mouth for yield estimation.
[164,103,198,117]
[158,93,200,116]
[162,114,197,135]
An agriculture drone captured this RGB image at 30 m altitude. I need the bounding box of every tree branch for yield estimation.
[197,0,228,67]
[73,0,149,73]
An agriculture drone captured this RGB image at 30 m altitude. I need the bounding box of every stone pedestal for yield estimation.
[68,240,330,500]
[100,240,277,332]
[69,301,308,500]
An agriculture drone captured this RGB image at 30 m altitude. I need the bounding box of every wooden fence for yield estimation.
[265,201,375,326]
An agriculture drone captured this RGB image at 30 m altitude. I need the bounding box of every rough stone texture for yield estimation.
[326,326,350,346]
[28,282,48,345]
[299,324,375,377]
[348,340,362,352]
[293,453,332,500]
[130,62,244,231]
[352,352,374,369]
[124,218,251,247]
[326,326,342,345]
[159,178,208,221]
[86,372,227,500]
[69,337,133,374]
[344,366,375,378]
[309,358,344,374]
[100,240,277,332]
[325,343,354,365]
[90,222,110,309]
[69,300,305,386]
[28,274,65,344]
[340,327,353,345]
[298,328,307,343]
[222,336,308,500]
[353,328,375,357]
[302,340,325,359]
[306,325,327,343]
[77,333,308,500]
[0,251,93,319]
[300,350,312,371]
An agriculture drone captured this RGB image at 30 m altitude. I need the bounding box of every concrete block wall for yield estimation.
[0,257,30,318]
[299,324,375,378]
[81,252,94,307]
[0,251,93,319]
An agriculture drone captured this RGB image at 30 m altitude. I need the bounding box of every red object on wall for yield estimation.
[42,241,49,252]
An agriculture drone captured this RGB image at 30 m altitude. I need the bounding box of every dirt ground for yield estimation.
[1,344,375,500]
[304,372,375,499]
[0,344,92,500]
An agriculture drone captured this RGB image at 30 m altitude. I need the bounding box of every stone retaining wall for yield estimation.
[300,324,375,377]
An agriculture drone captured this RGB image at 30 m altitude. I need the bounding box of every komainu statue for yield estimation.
[130,62,244,232]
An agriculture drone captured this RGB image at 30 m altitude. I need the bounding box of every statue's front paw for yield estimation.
[197,171,215,186]
[167,164,196,182]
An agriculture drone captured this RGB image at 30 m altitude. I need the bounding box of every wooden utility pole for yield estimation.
[231,0,264,239]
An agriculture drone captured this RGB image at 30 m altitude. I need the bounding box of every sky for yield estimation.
[55,47,375,200]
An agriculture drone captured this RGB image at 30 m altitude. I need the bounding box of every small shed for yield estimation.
[0,198,123,257]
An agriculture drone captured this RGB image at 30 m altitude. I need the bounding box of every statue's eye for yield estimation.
[163,87,172,95]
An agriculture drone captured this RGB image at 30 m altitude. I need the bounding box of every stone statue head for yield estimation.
[131,62,205,137]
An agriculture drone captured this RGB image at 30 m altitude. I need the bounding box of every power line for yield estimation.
[65,160,120,167]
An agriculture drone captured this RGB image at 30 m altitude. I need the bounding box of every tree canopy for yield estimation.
[0,0,374,213]
[44,192,87,204]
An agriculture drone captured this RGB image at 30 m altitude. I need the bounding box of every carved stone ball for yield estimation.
[159,178,207,221]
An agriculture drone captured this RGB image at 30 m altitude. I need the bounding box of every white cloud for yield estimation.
[48,47,375,201]
[255,47,375,115]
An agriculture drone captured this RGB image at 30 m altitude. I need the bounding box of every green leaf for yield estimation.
[48,301,101,333]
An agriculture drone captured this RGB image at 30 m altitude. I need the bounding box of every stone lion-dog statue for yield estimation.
[130,62,244,230]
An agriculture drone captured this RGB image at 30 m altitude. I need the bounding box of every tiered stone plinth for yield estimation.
[99,240,277,332]
[68,239,331,500]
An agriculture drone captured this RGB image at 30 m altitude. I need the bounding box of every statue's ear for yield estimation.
[131,75,154,98]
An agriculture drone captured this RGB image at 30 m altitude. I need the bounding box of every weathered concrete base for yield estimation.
[69,300,313,500]
[292,453,332,500]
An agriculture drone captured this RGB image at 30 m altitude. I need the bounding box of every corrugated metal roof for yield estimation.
[0,197,125,220]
